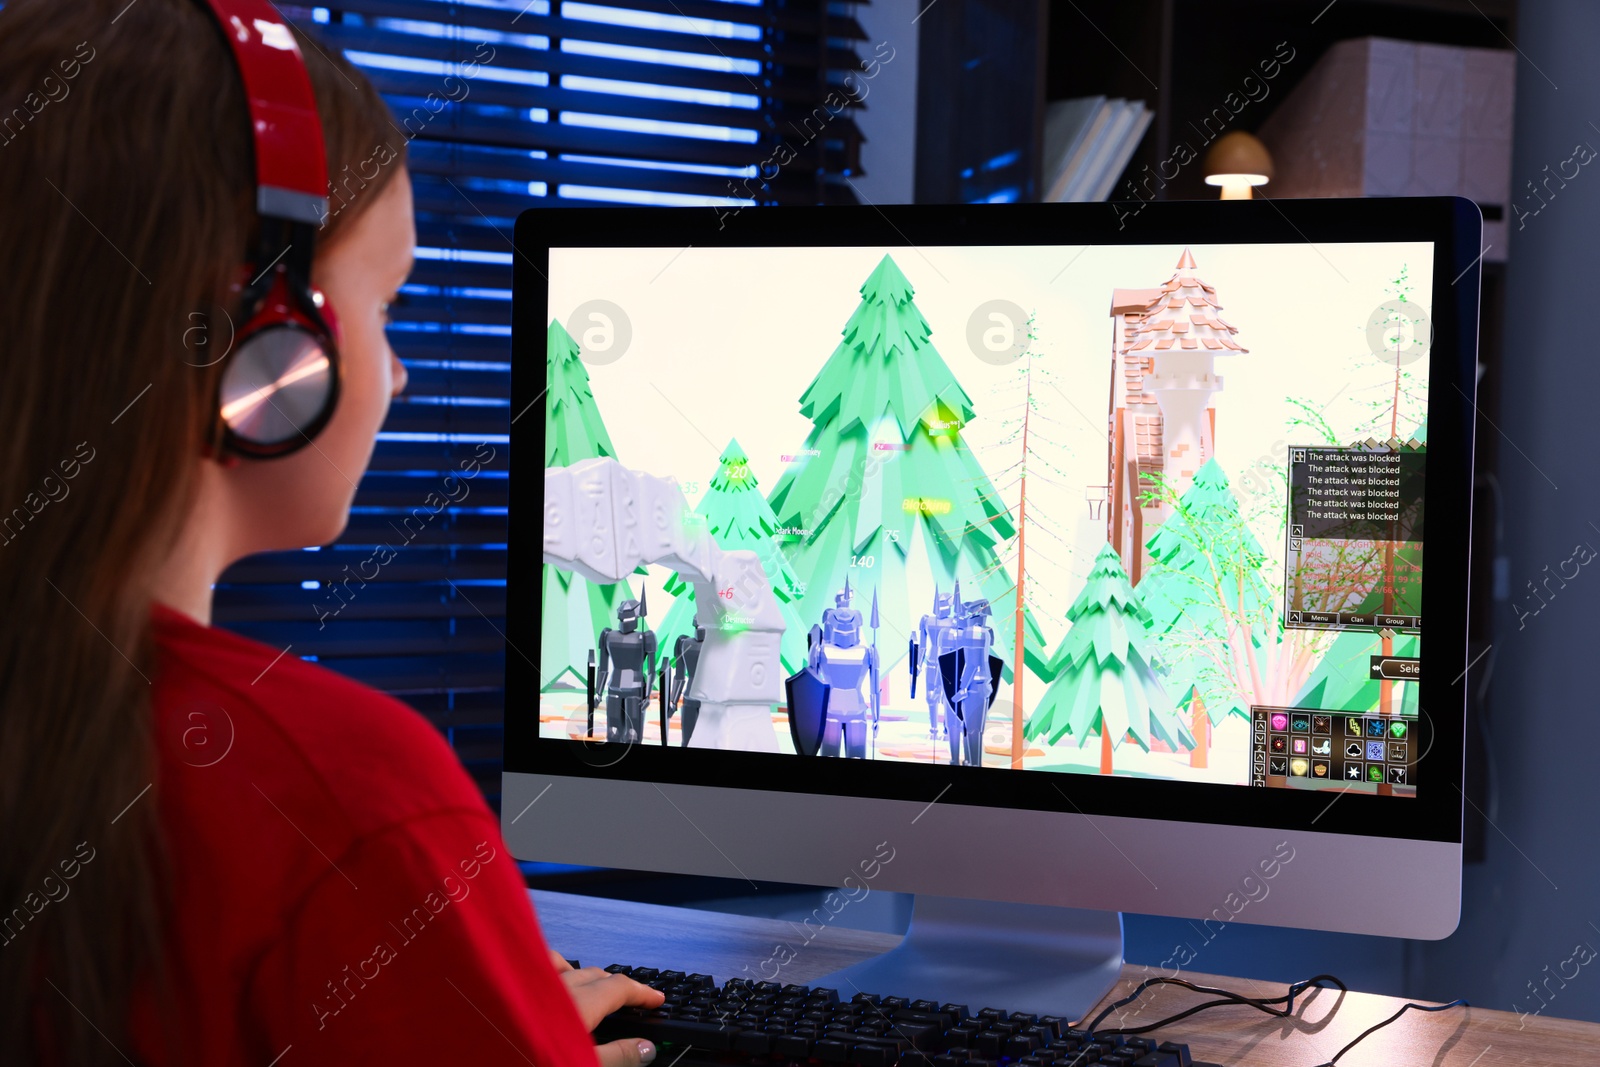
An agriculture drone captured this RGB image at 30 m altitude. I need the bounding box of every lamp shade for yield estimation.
[1202,131,1274,198]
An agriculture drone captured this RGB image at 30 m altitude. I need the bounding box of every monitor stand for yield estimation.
[816,895,1124,1023]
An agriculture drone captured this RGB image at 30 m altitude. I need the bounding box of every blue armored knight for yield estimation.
[938,595,1004,767]
[784,579,881,759]
[909,583,961,740]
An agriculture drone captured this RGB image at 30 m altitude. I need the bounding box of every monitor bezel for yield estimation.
[508,196,1480,848]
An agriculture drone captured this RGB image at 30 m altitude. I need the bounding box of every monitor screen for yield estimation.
[537,239,1432,796]
[509,199,1479,940]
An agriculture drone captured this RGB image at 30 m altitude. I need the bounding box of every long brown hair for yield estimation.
[0,1,403,1060]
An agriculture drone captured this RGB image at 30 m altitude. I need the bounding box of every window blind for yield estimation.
[214,0,869,809]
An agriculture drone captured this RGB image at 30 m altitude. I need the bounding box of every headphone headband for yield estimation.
[196,0,329,226]
[191,0,344,459]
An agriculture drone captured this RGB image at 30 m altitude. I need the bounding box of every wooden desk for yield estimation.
[532,890,1597,1067]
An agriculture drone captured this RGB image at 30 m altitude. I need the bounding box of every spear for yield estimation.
[870,587,881,760]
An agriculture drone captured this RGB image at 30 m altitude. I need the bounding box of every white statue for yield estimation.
[543,457,785,752]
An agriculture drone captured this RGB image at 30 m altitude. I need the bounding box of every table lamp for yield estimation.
[1203,130,1274,199]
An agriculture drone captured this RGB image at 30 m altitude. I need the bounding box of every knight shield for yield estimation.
[784,665,830,756]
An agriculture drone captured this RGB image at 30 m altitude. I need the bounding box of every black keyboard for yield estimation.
[591,965,1224,1067]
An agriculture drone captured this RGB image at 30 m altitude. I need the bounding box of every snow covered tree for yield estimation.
[542,318,636,690]
[657,439,810,674]
[1025,544,1194,773]
[766,254,1050,688]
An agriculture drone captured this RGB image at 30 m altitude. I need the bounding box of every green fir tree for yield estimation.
[657,440,810,674]
[765,254,1050,683]
[1024,545,1194,767]
[1139,458,1273,727]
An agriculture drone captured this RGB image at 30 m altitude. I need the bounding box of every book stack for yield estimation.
[1040,96,1153,202]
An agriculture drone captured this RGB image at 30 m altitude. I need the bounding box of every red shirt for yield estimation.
[129,601,598,1066]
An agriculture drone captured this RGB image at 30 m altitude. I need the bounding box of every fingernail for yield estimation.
[638,1041,657,1064]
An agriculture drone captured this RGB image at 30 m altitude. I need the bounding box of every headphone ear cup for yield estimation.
[218,323,337,453]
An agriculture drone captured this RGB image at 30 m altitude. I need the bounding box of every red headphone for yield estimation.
[197,0,341,458]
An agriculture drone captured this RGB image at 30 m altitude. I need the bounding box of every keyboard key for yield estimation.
[604,964,633,976]
[732,1030,773,1055]
[775,1033,814,1058]
[598,1017,744,1051]
[1005,1033,1043,1057]
[1157,1042,1192,1067]
[816,1038,853,1062]
[940,1004,972,1023]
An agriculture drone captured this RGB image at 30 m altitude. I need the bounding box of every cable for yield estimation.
[1071,973,1467,1067]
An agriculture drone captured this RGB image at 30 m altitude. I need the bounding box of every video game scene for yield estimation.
[540,240,1432,796]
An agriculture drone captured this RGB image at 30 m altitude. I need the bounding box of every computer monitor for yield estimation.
[506,197,1481,1017]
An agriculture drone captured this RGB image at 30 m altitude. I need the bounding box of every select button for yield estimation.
[1369,656,1422,680]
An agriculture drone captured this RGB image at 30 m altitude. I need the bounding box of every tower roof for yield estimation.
[1121,249,1247,354]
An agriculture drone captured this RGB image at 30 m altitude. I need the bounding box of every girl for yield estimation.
[0,1,661,1062]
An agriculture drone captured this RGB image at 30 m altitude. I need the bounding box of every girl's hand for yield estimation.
[549,950,667,1067]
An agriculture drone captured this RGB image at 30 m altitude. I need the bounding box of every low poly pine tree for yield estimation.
[1138,459,1272,763]
[657,440,810,674]
[542,318,636,691]
[766,254,1050,683]
[1024,544,1194,773]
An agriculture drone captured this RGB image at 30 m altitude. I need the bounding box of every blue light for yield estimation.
[561,38,761,75]
[562,3,761,41]
[312,7,330,23]
[402,396,510,407]
[415,247,515,265]
[301,580,321,590]
[377,432,512,444]
[557,185,751,207]
[982,149,1022,171]
[560,75,758,110]
[977,187,1021,204]
[370,15,549,50]
[346,48,551,86]
[560,111,758,143]
[560,153,756,179]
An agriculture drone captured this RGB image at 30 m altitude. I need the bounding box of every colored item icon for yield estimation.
[1291,717,1310,732]
[1311,738,1331,756]
[1366,764,1385,783]
[1366,740,1386,761]
[1290,758,1310,777]
[1346,718,1363,737]
[1292,738,1309,755]
[1312,715,1331,734]
[1312,761,1330,778]
[1271,713,1289,731]
[1271,737,1286,753]
[1366,719,1387,738]
[1389,720,1408,739]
